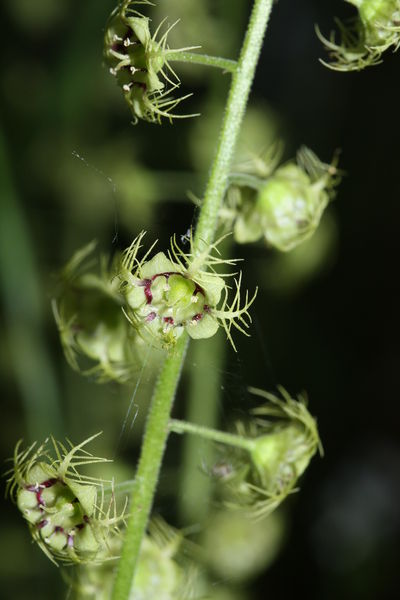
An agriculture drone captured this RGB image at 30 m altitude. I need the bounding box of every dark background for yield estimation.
[1,1,399,599]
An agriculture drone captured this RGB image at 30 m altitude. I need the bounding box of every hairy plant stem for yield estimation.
[193,0,273,254]
[111,1,274,597]
[170,419,255,452]
[111,334,188,600]
[167,51,238,73]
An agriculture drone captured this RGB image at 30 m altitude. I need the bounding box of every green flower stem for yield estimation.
[111,333,188,600]
[111,1,274,597]
[178,335,225,523]
[193,0,274,254]
[167,51,238,73]
[169,418,255,452]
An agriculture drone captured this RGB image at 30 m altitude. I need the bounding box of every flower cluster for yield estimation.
[317,0,400,71]
[53,241,145,383]
[6,434,123,565]
[214,388,322,519]
[118,232,257,350]
[104,0,197,123]
[226,147,339,252]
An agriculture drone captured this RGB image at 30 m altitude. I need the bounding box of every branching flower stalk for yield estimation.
[111,1,274,598]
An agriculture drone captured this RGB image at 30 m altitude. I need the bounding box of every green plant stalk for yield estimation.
[111,333,188,599]
[178,335,225,523]
[193,0,273,254]
[170,418,255,452]
[111,1,274,597]
[167,51,238,73]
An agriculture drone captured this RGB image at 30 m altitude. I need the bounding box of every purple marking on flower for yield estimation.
[146,311,156,322]
[193,283,205,296]
[139,272,206,307]
[76,523,85,531]
[54,526,64,534]
[163,317,174,326]
[83,515,90,524]
[67,534,74,548]
[144,284,153,304]
[138,279,153,304]
[26,478,58,492]
[204,305,211,313]
[26,477,58,507]
[151,271,175,282]
[192,313,203,322]
[111,42,125,54]
[37,519,48,530]
[133,81,147,91]
[41,478,58,489]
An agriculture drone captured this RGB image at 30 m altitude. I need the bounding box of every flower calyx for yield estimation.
[317,0,400,71]
[215,387,322,519]
[227,146,340,252]
[6,433,124,565]
[118,231,257,351]
[104,0,199,123]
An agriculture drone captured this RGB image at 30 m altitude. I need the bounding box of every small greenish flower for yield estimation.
[215,387,322,519]
[228,147,339,252]
[104,0,198,123]
[118,232,257,350]
[53,241,144,383]
[6,434,124,565]
[317,0,400,71]
[72,517,199,599]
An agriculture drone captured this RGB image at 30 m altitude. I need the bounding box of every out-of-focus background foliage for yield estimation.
[1,1,399,598]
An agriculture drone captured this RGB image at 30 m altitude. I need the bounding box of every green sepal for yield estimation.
[196,273,225,306]
[67,480,97,517]
[141,252,178,278]
[186,313,219,340]
[125,285,146,310]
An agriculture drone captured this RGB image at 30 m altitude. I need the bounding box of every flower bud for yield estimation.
[318,0,400,71]
[118,232,256,350]
[233,147,338,252]
[215,388,321,519]
[6,434,123,565]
